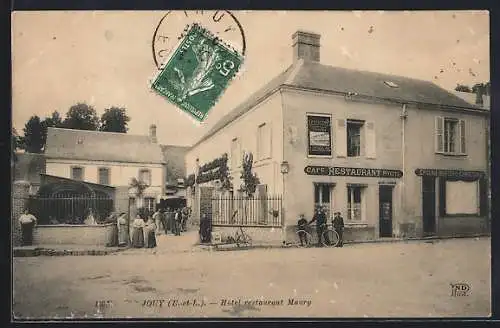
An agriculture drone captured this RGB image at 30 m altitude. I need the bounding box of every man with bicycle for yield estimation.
[308,205,327,247]
[333,211,345,247]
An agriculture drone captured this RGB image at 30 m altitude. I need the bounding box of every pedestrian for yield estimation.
[84,209,97,225]
[165,207,172,234]
[309,205,327,247]
[144,214,157,248]
[104,212,119,247]
[181,206,189,231]
[152,208,162,235]
[130,214,145,248]
[117,212,129,247]
[18,209,37,246]
[199,213,211,243]
[174,208,181,236]
[297,214,309,247]
[333,211,345,247]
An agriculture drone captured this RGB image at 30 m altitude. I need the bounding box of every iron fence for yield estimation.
[27,194,113,225]
[209,194,282,227]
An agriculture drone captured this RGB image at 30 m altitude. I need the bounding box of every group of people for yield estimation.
[297,206,345,247]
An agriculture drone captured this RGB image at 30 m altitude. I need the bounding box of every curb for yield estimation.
[196,234,490,252]
[13,247,128,257]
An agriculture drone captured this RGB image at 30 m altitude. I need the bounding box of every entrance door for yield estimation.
[422,176,436,236]
[379,185,393,237]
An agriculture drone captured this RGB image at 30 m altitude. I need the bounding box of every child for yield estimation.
[297,214,309,246]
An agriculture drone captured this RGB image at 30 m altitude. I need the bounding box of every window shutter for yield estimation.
[435,116,444,153]
[336,119,347,157]
[459,119,466,154]
[438,177,446,216]
[365,121,376,159]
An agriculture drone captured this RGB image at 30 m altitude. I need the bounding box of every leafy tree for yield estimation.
[129,177,149,208]
[240,152,260,197]
[455,84,472,93]
[100,107,131,133]
[62,103,100,131]
[43,111,63,128]
[22,115,45,153]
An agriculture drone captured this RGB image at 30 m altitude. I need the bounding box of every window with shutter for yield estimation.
[435,116,444,153]
[336,119,347,157]
[365,121,376,159]
[459,119,466,154]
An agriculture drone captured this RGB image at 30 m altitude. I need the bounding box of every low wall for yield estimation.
[33,223,115,246]
[437,216,489,237]
[212,226,284,245]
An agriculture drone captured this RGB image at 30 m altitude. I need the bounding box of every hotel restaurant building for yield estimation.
[185,30,490,242]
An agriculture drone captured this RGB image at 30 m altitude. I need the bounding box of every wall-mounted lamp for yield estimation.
[280,161,290,174]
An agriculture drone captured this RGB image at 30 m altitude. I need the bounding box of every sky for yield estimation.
[11,10,490,146]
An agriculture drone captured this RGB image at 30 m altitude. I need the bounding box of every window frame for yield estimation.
[257,123,272,161]
[138,169,152,186]
[306,113,333,158]
[230,137,241,170]
[347,119,365,158]
[144,197,156,213]
[71,166,85,181]
[98,167,111,185]
[435,116,467,156]
[346,184,367,222]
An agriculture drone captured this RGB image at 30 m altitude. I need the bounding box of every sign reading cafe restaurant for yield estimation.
[304,166,403,178]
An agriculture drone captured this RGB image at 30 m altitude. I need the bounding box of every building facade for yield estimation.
[45,126,166,212]
[186,31,490,242]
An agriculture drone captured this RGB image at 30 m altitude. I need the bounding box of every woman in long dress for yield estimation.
[144,215,157,248]
[117,212,128,247]
[130,215,145,248]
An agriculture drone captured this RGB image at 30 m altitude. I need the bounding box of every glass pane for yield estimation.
[314,185,320,203]
[354,187,361,203]
[323,185,330,203]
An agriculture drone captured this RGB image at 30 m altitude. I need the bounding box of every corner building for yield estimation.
[186,31,490,243]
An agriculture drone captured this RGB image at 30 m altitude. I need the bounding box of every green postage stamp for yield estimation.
[151,24,243,123]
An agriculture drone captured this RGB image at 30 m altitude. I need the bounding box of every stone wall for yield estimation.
[12,181,30,246]
[33,224,115,246]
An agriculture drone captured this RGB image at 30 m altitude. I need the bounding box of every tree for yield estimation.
[22,115,45,153]
[43,111,63,129]
[62,103,100,131]
[240,152,260,197]
[455,84,472,93]
[129,177,149,208]
[100,107,131,133]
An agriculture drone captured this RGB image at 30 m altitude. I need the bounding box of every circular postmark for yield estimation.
[152,10,246,69]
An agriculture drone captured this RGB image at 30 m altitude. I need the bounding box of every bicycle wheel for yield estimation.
[296,230,313,247]
[322,229,340,247]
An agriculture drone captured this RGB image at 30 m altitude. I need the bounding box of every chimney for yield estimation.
[292,31,321,63]
[149,124,157,143]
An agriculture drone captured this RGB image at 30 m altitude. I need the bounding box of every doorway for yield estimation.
[379,185,393,237]
[422,176,436,236]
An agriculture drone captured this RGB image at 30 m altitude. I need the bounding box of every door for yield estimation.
[422,176,436,236]
[379,185,393,237]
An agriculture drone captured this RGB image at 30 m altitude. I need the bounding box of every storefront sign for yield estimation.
[307,115,332,156]
[415,168,484,180]
[304,166,403,178]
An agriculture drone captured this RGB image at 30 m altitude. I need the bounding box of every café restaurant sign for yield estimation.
[304,166,403,178]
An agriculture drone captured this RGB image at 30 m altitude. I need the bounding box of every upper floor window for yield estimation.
[307,114,332,157]
[435,117,466,155]
[230,138,241,169]
[71,166,84,181]
[257,123,272,160]
[336,119,376,159]
[98,167,110,185]
[139,169,152,186]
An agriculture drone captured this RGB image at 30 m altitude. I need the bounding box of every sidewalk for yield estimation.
[13,244,126,257]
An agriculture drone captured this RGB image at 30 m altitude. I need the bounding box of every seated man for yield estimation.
[297,214,309,246]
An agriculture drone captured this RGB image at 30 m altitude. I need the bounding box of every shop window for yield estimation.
[71,166,84,181]
[314,183,333,218]
[445,180,479,215]
[347,120,363,157]
[257,123,272,160]
[347,185,365,221]
[98,167,110,185]
[139,169,152,185]
[435,117,466,155]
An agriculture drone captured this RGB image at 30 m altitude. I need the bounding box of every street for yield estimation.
[13,235,490,319]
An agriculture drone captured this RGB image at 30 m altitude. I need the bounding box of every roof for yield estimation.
[193,60,484,148]
[14,152,46,184]
[452,91,490,110]
[160,145,190,183]
[45,128,165,164]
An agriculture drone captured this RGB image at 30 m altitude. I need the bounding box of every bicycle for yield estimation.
[296,223,340,247]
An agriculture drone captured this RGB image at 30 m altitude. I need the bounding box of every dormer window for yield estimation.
[384,81,399,88]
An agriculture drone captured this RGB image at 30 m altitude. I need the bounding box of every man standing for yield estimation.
[174,208,181,236]
[333,211,345,247]
[19,209,37,246]
[309,206,326,247]
[152,208,162,235]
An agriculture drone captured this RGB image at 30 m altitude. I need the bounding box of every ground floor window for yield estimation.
[347,185,365,221]
[444,180,479,215]
[314,183,333,218]
[144,197,155,213]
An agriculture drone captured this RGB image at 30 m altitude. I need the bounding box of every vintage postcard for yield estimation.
[11,10,491,320]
